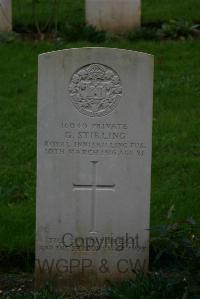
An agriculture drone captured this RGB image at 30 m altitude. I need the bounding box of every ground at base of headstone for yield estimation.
[0,273,33,295]
[0,273,107,299]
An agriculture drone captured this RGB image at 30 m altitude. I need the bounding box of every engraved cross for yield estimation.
[73,161,115,233]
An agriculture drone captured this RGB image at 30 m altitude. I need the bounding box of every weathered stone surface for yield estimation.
[86,0,141,33]
[0,0,12,32]
[36,48,154,289]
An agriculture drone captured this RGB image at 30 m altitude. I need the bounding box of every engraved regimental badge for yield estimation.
[68,64,122,117]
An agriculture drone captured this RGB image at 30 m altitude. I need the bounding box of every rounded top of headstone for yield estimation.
[39,47,154,60]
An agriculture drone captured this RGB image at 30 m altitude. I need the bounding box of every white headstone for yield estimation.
[35,48,154,289]
[86,0,141,33]
[0,0,12,32]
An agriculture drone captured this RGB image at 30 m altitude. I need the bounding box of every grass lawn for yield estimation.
[142,0,200,23]
[12,0,200,30]
[0,39,200,253]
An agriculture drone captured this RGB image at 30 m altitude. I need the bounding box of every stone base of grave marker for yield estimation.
[0,0,12,32]
[86,0,141,33]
